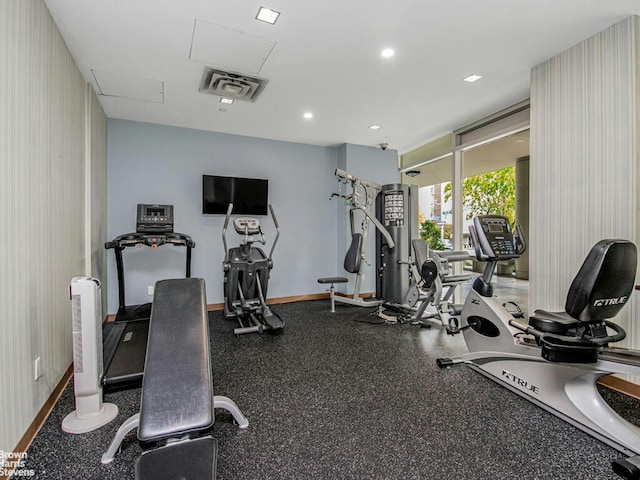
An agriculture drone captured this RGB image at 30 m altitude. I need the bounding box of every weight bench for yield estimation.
[101,278,248,478]
[318,232,370,312]
[317,277,348,312]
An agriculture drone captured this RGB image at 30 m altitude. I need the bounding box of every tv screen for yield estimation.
[202,175,269,215]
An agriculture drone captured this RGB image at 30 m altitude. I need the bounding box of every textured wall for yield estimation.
[89,88,108,312]
[0,0,107,454]
[530,17,639,347]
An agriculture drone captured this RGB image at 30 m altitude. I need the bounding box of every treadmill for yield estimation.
[102,204,195,391]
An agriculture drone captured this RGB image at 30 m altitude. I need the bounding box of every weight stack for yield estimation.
[375,183,418,305]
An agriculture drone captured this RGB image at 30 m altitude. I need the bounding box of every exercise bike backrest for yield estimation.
[564,239,636,323]
[469,215,526,297]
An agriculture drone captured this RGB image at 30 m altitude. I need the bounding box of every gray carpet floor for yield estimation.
[23,300,640,479]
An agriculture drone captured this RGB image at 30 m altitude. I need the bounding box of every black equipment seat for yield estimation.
[528,239,636,334]
[344,233,363,274]
[317,277,348,285]
[138,277,213,444]
[135,436,217,480]
[528,310,579,334]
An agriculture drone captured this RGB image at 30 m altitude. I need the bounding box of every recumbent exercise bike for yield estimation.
[437,214,640,474]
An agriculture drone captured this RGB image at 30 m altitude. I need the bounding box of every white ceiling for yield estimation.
[44,0,640,153]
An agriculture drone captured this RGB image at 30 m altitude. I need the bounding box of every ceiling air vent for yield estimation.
[199,67,268,102]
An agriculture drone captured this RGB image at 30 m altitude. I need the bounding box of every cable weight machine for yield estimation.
[319,169,418,312]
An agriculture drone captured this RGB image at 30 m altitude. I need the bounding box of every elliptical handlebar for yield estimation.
[268,204,280,261]
[222,202,280,264]
[222,203,234,263]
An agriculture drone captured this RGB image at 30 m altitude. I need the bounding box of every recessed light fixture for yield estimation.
[303,112,313,119]
[405,170,421,177]
[256,6,280,24]
[220,98,234,105]
[463,74,483,83]
[369,125,381,130]
[381,48,395,58]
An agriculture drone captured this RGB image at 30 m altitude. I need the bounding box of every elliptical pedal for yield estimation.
[262,311,284,331]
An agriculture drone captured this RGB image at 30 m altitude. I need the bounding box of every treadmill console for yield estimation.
[136,204,174,234]
[472,215,517,260]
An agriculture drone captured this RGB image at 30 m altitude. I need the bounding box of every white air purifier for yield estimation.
[62,277,118,434]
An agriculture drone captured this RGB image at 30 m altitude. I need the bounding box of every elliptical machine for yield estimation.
[437,214,640,459]
[222,203,283,336]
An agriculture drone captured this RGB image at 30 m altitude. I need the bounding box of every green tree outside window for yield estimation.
[444,167,516,224]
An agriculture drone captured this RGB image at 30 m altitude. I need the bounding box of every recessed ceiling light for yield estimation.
[369,125,381,130]
[220,98,234,105]
[463,74,483,83]
[381,48,394,58]
[303,112,313,119]
[256,6,280,24]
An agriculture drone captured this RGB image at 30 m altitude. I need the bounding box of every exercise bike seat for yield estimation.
[528,310,578,334]
[528,239,636,337]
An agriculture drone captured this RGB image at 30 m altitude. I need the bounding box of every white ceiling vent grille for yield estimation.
[199,68,268,102]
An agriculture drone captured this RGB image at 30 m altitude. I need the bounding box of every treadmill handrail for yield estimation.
[105,232,195,249]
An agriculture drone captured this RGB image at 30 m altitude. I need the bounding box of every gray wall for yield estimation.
[106,120,399,311]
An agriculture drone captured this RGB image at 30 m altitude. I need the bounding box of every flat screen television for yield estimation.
[202,175,269,215]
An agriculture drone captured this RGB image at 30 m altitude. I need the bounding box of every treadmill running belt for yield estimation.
[103,319,149,391]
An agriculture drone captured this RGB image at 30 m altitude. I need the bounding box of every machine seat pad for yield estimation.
[529,309,579,334]
[317,277,349,284]
[435,251,472,262]
[442,274,472,284]
[135,436,217,480]
[138,278,213,443]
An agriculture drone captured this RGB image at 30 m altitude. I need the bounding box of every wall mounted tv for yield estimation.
[202,175,269,215]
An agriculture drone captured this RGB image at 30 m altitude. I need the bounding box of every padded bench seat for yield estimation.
[139,278,212,443]
[101,278,248,475]
[317,277,349,312]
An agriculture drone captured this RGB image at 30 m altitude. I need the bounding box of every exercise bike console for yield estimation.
[471,215,524,260]
[468,215,526,298]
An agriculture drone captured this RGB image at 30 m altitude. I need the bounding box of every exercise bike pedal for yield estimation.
[445,317,462,335]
